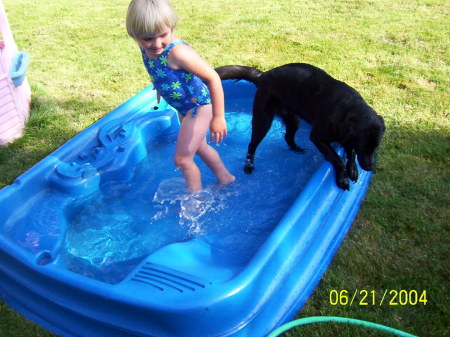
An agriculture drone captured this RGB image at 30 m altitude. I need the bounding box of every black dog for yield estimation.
[215,63,385,190]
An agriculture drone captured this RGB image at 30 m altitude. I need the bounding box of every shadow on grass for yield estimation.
[0,300,56,337]
[297,123,449,337]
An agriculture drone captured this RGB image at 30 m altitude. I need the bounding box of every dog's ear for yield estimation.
[377,115,386,132]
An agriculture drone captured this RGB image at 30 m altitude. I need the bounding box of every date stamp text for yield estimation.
[329,289,428,306]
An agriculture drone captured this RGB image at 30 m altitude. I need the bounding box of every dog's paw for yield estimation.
[243,160,255,174]
[335,171,350,190]
[347,163,359,182]
[337,178,350,190]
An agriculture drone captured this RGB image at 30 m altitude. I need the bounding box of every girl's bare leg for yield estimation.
[174,105,234,193]
[196,138,235,186]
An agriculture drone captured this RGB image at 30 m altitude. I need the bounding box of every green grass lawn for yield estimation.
[1,0,448,336]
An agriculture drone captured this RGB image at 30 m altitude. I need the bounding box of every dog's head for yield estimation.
[340,107,385,171]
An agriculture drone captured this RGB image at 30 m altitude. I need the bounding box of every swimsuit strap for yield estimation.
[161,40,188,58]
[140,41,188,61]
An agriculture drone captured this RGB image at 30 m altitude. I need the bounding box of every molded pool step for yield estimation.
[122,238,247,294]
[130,263,212,293]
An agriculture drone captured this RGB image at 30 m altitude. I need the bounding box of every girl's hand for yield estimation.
[210,116,227,144]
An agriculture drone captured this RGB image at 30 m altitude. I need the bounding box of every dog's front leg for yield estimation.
[310,131,349,190]
[345,149,358,182]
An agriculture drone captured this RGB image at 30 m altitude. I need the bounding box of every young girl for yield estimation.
[126,0,235,193]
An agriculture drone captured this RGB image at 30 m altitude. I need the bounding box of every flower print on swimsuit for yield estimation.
[141,40,212,117]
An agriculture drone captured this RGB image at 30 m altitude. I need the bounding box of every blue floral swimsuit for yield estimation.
[141,40,211,117]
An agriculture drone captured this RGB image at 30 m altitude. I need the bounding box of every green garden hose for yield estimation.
[267,316,417,337]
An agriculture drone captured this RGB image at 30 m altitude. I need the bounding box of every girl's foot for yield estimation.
[218,174,236,186]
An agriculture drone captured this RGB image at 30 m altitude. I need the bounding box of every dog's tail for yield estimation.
[215,65,263,84]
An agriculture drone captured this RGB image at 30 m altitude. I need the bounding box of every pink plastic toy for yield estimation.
[0,0,31,145]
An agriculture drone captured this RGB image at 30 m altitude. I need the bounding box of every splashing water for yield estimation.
[152,177,216,234]
[180,189,215,223]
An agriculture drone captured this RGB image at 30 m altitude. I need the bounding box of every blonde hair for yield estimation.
[126,0,178,39]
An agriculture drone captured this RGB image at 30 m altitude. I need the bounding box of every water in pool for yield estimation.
[58,111,322,283]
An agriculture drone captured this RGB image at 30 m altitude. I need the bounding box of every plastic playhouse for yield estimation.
[0,0,31,145]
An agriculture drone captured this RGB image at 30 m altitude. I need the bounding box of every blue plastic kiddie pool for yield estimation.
[0,80,372,336]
